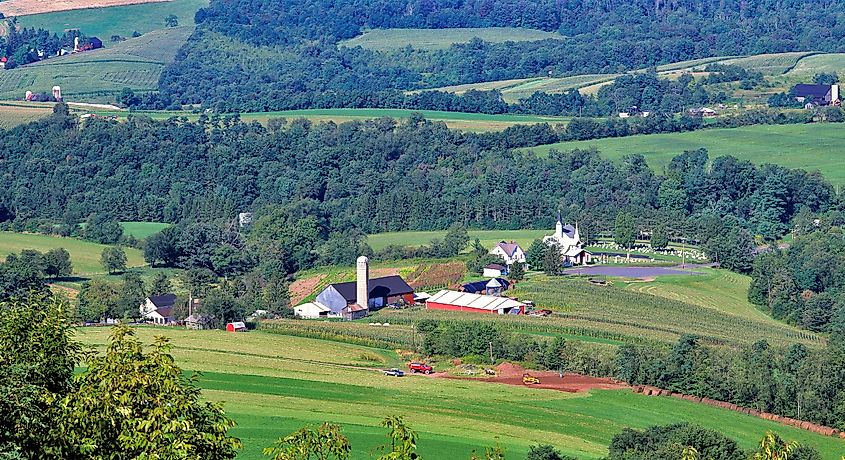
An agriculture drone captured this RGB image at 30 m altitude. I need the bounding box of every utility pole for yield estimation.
[798,392,801,420]
[488,341,494,364]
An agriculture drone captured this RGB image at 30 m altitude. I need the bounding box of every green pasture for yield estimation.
[0,26,192,101]
[425,74,618,103]
[519,123,845,187]
[509,272,819,347]
[367,229,549,251]
[15,0,207,38]
[82,107,571,132]
[340,27,563,51]
[74,327,845,459]
[0,231,144,274]
[785,53,845,79]
[120,221,170,239]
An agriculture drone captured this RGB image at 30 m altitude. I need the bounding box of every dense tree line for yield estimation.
[749,221,845,332]
[0,109,836,273]
[149,0,845,112]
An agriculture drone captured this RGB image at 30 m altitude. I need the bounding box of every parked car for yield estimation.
[383,368,405,377]
[408,362,433,374]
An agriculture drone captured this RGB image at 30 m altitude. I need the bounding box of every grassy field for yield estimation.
[14,0,207,38]
[0,101,52,129]
[341,27,563,51]
[518,123,845,187]
[120,221,170,239]
[367,229,550,251]
[74,327,845,459]
[81,107,571,131]
[724,52,817,75]
[785,53,845,79]
[0,26,193,102]
[0,231,145,274]
[422,74,618,103]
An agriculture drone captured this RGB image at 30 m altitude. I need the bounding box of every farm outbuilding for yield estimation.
[483,263,508,278]
[461,278,510,295]
[426,290,525,315]
[226,322,247,332]
[295,301,332,318]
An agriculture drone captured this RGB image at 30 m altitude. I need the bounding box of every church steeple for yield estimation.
[555,210,562,238]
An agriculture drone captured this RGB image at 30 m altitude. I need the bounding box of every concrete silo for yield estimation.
[356,256,369,308]
[52,86,62,102]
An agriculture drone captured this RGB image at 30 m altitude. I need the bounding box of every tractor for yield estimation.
[522,373,540,384]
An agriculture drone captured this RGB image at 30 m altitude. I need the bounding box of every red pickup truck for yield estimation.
[408,362,433,374]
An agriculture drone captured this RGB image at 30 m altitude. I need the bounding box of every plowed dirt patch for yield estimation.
[437,362,629,393]
[0,0,170,16]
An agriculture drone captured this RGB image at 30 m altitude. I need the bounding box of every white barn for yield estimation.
[139,294,176,325]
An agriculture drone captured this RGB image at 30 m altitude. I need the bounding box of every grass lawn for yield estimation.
[120,221,170,239]
[0,231,145,275]
[518,123,845,187]
[74,328,845,459]
[340,27,563,51]
[15,0,207,38]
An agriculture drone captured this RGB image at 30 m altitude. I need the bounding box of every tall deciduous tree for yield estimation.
[614,212,636,251]
[100,246,127,274]
[55,325,241,458]
[264,422,351,460]
[42,248,72,279]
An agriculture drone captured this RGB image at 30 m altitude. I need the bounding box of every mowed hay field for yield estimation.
[84,107,572,132]
[0,231,144,274]
[74,327,845,459]
[341,27,563,51]
[519,123,845,187]
[119,221,170,239]
[14,0,208,38]
[0,26,193,102]
[367,229,550,251]
[0,101,53,129]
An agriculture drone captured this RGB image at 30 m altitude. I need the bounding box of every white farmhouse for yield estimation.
[543,212,591,265]
[139,294,176,325]
[489,241,526,266]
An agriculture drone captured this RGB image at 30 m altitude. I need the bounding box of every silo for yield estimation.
[356,256,369,308]
[52,86,62,101]
[25,91,32,101]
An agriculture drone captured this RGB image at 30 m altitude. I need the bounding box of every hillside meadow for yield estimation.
[340,27,564,51]
[0,26,193,102]
[0,231,144,274]
[518,123,845,187]
[14,0,208,38]
[74,327,845,459]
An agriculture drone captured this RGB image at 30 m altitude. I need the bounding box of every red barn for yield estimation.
[426,290,525,315]
[226,321,247,332]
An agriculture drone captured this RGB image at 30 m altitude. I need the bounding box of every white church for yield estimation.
[543,212,592,266]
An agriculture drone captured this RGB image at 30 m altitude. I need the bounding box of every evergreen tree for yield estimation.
[650,224,669,250]
[614,212,636,251]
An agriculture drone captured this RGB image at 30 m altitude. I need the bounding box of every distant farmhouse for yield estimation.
[544,212,591,266]
[792,83,840,107]
[489,241,526,266]
[140,294,176,325]
[295,256,414,320]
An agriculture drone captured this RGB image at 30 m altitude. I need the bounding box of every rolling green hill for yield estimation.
[0,26,193,102]
[340,27,564,51]
[14,0,208,38]
[0,231,144,274]
[75,327,845,459]
[518,123,845,187]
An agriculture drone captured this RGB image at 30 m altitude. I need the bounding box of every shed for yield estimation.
[226,321,247,332]
[483,263,508,278]
[295,301,332,319]
[461,278,510,295]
